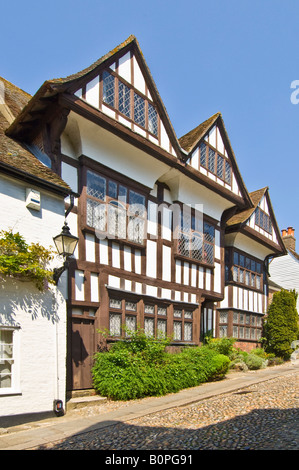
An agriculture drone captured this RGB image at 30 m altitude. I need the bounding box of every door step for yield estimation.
[67,395,107,411]
[66,389,107,411]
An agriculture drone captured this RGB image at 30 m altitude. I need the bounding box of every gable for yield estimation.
[246,191,280,245]
[72,46,180,158]
[184,117,248,200]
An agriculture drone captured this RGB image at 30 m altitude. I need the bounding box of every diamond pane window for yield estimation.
[108,181,117,199]
[134,93,145,127]
[220,312,228,323]
[217,155,224,178]
[109,313,122,336]
[103,71,115,107]
[87,199,106,231]
[157,306,167,316]
[233,312,239,323]
[125,301,137,311]
[233,326,239,338]
[204,223,215,243]
[239,327,244,338]
[119,81,131,118]
[129,191,146,216]
[225,161,231,184]
[184,323,192,341]
[184,311,193,319]
[173,309,182,318]
[219,325,227,338]
[108,201,126,238]
[145,304,155,314]
[178,233,190,258]
[157,320,167,338]
[87,171,106,200]
[204,243,214,264]
[191,232,203,261]
[144,318,154,337]
[208,148,215,173]
[148,103,158,136]
[127,216,145,244]
[173,321,182,341]
[200,143,207,167]
[109,298,122,309]
[125,316,136,336]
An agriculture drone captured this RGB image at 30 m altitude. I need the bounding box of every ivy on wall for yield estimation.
[0,230,55,291]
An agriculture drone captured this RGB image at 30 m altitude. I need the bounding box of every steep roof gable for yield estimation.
[179,112,252,207]
[226,187,286,254]
[7,36,181,159]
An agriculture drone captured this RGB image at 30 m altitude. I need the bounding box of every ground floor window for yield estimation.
[0,328,15,391]
[218,310,263,341]
[108,297,194,342]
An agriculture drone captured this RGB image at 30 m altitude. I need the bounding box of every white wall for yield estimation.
[0,175,68,418]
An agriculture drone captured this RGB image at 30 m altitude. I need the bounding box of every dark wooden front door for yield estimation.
[71,318,95,390]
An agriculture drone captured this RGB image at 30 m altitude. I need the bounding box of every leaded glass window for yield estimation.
[108,201,126,238]
[219,325,227,338]
[157,306,167,316]
[148,103,158,136]
[134,93,145,127]
[87,171,106,200]
[125,301,137,311]
[103,71,115,107]
[184,323,192,341]
[119,81,131,117]
[109,313,122,336]
[184,311,192,319]
[173,309,182,318]
[217,155,224,178]
[200,143,207,167]
[109,298,122,309]
[144,304,155,314]
[157,320,167,338]
[87,199,106,231]
[173,321,182,341]
[125,316,136,335]
[225,161,231,184]
[208,148,215,173]
[144,318,154,337]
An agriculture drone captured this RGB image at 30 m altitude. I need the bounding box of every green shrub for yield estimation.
[92,331,230,400]
[244,354,266,370]
[263,289,299,360]
[205,336,237,358]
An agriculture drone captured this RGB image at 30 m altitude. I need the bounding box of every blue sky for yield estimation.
[1,0,298,242]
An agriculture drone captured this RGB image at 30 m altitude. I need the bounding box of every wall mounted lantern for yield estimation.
[53,221,79,285]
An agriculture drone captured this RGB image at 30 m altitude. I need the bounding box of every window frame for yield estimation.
[85,168,147,247]
[199,142,232,186]
[227,248,263,292]
[101,68,159,139]
[0,327,20,395]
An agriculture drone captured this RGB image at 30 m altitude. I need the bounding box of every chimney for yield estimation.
[281,227,296,251]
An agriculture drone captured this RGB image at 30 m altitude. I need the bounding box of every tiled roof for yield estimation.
[179,112,221,153]
[0,77,71,193]
[226,187,268,227]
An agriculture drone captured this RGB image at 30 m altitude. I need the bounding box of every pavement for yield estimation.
[0,361,298,450]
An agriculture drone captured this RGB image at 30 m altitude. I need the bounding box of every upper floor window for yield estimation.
[102,70,158,137]
[86,169,146,245]
[177,210,215,265]
[231,249,263,291]
[200,142,231,185]
[255,207,272,234]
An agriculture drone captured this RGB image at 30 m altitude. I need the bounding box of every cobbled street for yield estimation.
[34,371,298,451]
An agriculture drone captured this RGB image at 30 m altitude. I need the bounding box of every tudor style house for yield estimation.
[4,36,286,391]
[0,77,73,419]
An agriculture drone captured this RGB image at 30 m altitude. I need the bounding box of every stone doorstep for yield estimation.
[66,395,107,411]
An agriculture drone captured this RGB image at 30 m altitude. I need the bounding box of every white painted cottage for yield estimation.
[0,78,73,422]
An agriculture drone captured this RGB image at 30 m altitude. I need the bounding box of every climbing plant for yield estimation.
[0,230,54,291]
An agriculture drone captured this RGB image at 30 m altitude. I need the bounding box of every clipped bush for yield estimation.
[204,336,236,358]
[92,330,230,400]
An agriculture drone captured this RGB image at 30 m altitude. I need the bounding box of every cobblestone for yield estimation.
[36,372,298,451]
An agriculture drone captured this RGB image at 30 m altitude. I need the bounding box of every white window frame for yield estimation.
[0,326,21,395]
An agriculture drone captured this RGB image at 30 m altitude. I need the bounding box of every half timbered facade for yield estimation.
[5,36,286,390]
